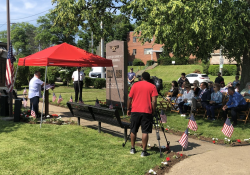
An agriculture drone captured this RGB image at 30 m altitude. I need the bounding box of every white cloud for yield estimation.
[23,1,37,9]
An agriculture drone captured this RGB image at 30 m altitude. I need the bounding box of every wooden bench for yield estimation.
[67,102,130,141]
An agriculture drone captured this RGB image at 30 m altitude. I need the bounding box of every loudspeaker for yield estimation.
[14,99,22,122]
[0,95,9,116]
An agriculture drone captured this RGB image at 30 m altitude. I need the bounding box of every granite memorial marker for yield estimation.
[106,40,128,107]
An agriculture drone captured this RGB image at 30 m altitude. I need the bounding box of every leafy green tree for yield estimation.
[0,30,7,43]
[10,22,38,58]
[35,12,76,50]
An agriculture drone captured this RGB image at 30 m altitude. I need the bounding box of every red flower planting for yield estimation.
[237,139,241,143]
[180,154,183,157]
[115,104,119,106]
[165,128,169,131]
[166,157,170,161]
[28,110,31,112]
[213,141,216,144]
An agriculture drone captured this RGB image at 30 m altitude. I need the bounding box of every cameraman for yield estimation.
[127,72,158,157]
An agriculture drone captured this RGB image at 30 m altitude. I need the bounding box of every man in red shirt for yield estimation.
[127,72,158,157]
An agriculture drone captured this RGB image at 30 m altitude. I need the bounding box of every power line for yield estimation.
[11,9,50,20]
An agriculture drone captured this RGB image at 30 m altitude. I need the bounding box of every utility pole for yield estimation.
[100,21,105,78]
[6,0,13,117]
[219,46,224,76]
[91,31,94,54]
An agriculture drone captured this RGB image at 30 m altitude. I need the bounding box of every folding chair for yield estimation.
[216,94,228,119]
[171,94,182,113]
[237,99,250,124]
[159,92,173,111]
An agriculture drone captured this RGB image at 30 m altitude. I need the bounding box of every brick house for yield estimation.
[127,31,197,65]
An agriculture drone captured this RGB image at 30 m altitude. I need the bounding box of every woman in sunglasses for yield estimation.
[206,83,223,121]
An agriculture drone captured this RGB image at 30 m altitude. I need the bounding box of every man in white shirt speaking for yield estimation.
[28,71,46,116]
[72,67,85,102]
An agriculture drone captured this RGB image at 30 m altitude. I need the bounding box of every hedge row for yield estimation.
[84,77,106,89]
[157,56,189,65]
[208,65,237,76]
[133,59,145,66]
[13,63,59,89]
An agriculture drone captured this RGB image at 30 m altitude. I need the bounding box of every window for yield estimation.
[201,75,208,77]
[144,48,153,55]
[186,74,192,78]
[133,49,136,55]
[133,37,136,43]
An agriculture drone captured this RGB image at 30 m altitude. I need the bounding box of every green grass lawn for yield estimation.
[0,120,166,175]
[128,66,145,73]
[146,65,236,84]
[162,111,250,141]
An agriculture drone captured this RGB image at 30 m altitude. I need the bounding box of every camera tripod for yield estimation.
[122,108,170,157]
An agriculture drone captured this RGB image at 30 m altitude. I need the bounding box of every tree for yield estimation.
[128,0,250,90]
[11,22,38,58]
[35,12,76,50]
[0,30,7,43]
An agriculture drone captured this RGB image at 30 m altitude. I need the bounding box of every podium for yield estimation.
[45,89,49,117]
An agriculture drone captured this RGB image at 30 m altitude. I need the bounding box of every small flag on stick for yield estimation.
[95,98,101,107]
[23,87,27,95]
[69,95,73,102]
[222,118,234,138]
[57,94,63,104]
[160,110,167,123]
[31,105,36,118]
[109,104,113,109]
[179,128,189,149]
[22,97,27,108]
[188,114,198,131]
[52,92,56,102]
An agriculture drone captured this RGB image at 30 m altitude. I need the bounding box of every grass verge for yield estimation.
[0,120,166,175]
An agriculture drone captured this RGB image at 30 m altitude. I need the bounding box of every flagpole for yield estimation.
[6,0,13,118]
[13,65,18,89]
[40,66,48,128]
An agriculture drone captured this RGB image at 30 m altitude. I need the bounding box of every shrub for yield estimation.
[202,60,210,74]
[157,56,172,65]
[174,56,189,65]
[47,67,60,84]
[146,60,155,66]
[133,59,145,66]
[208,65,237,76]
[13,63,29,89]
[84,77,94,87]
[93,78,106,89]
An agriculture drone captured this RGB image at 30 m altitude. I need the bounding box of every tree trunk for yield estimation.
[240,49,250,91]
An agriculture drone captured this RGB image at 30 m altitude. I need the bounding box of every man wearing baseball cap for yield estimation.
[72,67,85,102]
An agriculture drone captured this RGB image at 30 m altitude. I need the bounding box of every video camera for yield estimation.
[136,75,163,93]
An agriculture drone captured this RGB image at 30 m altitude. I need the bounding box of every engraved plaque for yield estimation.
[107,70,113,78]
[116,70,122,78]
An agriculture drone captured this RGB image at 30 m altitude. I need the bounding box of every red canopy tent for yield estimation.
[18,43,113,67]
[16,43,125,128]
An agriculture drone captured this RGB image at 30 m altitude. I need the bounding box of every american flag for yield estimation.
[188,114,198,131]
[52,92,56,102]
[179,128,189,149]
[69,95,73,102]
[31,105,36,118]
[109,104,113,109]
[5,42,16,92]
[22,97,27,108]
[23,87,27,95]
[57,94,63,104]
[160,110,167,123]
[95,98,101,107]
[222,118,234,138]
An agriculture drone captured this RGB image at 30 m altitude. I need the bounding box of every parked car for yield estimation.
[181,73,210,84]
[89,67,106,78]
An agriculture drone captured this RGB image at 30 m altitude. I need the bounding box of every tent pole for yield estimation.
[13,65,19,89]
[112,67,125,118]
[78,69,80,102]
[40,66,47,128]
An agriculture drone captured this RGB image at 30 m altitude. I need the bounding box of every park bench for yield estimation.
[67,102,130,141]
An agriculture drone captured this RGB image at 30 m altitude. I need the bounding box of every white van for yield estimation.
[89,67,106,78]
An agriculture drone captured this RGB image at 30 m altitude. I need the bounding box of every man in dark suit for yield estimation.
[191,82,211,113]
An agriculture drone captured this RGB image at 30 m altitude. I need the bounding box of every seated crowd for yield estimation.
[166,72,249,126]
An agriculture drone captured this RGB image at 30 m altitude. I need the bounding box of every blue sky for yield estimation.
[0,0,55,31]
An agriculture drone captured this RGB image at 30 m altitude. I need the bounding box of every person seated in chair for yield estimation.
[191,82,211,113]
[167,81,179,100]
[240,82,250,99]
[206,83,223,121]
[223,87,247,126]
[178,84,194,117]
[208,81,214,93]
[193,80,200,97]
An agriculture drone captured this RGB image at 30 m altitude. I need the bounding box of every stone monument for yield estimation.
[0,49,7,87]
[106,40,128,107]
